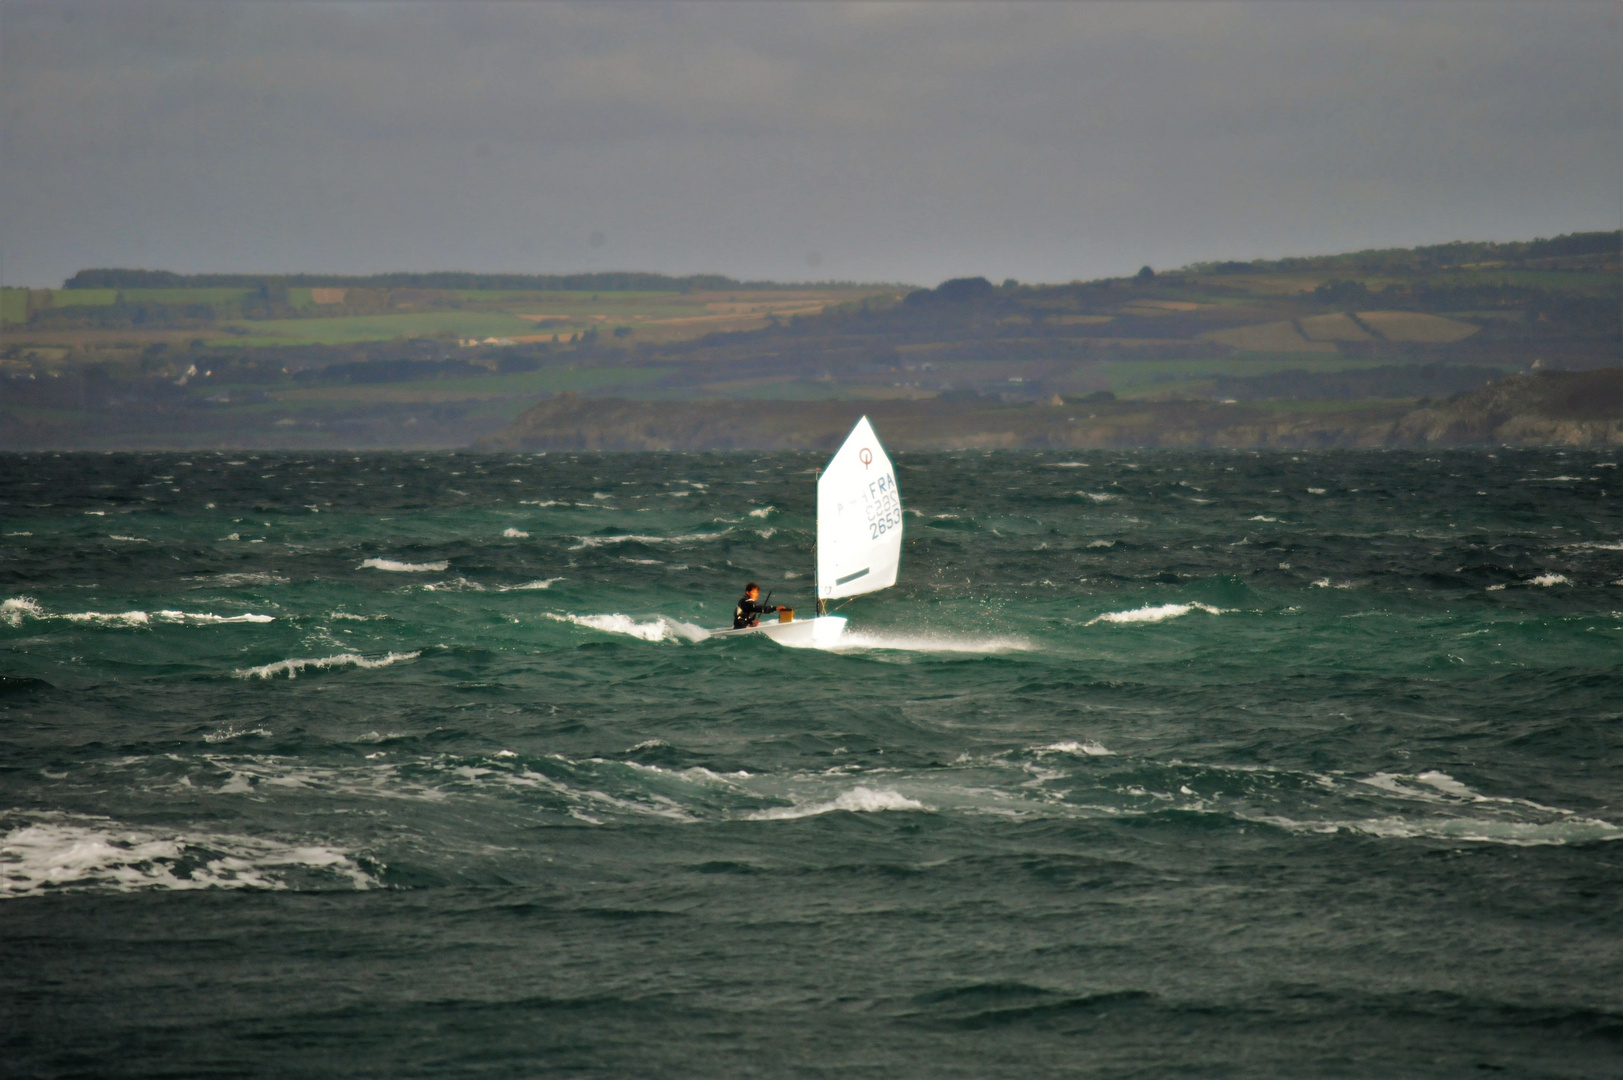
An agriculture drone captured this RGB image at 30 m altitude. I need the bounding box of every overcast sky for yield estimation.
[2,1,1618,287]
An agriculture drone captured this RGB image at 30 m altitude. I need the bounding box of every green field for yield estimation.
[47,288,118,307]
[1,289,27,324]
[1093,355,1393,398]
[119,288,256,305]
[220,311,545,346]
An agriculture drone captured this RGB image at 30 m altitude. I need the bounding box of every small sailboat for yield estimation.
[713,416,903,648]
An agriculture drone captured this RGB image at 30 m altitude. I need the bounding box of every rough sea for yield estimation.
[2,448,1620,1078]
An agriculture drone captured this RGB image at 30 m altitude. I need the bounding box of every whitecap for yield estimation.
[748,507,774,518]
[502,528,530,539]
[1087,539,1115,548]
[195,572,289,587]
[545,612,709,643]
[108,535,148,543]
[234,650,421,679]
[1035,740,1113,756]
[1086,602,1226,626]
[360,558,449,572]
[1307,488,1326,495]
[569,531,728,550]
[499,578,563,591]
[1050,462,1090,468]
[421,577,486,592]
[745,786,928,821]
[203,726,273,743]
[1078,492,1115,502]
[1249,515,1279,522]
[0,814,376,896]
[1529,573,1570,587]
[1250,812,1622,847]
[2,597,45,627]
[155,610,275,624]
[60,610,151,627]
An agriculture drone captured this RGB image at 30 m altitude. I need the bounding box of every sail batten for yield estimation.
[817,417,902,600]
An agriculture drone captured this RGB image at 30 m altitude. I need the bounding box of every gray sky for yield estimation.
[2,1,1618,287]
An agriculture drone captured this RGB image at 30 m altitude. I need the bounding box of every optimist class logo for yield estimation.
[859,448,873,468]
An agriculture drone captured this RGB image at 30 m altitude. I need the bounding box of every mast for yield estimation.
[813,466,825,616]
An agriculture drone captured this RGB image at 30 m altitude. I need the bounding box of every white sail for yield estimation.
[817,416,902,600]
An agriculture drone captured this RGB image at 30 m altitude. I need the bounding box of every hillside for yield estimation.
[481,369,1623,451]
[2,232,1617,449]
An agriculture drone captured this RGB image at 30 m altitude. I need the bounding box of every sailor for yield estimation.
[733,582,787,629]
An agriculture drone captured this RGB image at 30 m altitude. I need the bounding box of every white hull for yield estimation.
[710,615,847,649]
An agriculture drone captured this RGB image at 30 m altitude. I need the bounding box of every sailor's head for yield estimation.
[745,581,760,598]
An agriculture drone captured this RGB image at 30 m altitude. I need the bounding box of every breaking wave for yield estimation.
[0,814,376,897]
[746,786,929,821]
[234,651,421,679]
[3,600,272,629]
[360,558,449,572]
[569,530,729,550]
[1086,602,1226,626]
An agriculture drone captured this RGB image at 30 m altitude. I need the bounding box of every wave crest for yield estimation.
[234,651,421,679]
[746,786,929,821]
[1086,602,1226,626]
[360,558,448,572]
[0,814,376,897]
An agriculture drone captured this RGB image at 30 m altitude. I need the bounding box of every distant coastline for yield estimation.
[4,232,1617,450]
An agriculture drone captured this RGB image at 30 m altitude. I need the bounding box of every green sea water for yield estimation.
[2,448,1620,1077]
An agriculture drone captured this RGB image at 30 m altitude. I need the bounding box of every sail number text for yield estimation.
[864,473,903,540]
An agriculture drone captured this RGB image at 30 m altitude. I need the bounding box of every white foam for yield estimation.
[519,499,566,507]
[60,610,150,627]
[545,612,710,643]
[1569,540,1623,551]
[2,597,44,627]
[197,572,289,587]
[1035,740,1114,756]
[569,530,728,550]
[108,535,148,543]
[748,507,774,518]
[360,558,449,572]
[234,650,421,679]
[155,610,275,624]
[499,578,563,591]
[1249,515,1279,522]
[827,631,1028,653]
[0,815,376,896]
[420,577,486,592]
[1307,487,1326,495]
[1078,492,1115,502]
[203,726,273,743]
[1086,602,1226,626]
[502,528,530,539]
[746,786,929,821]
[1253,812,1622,847]
[1529,573,1570,587]
[1051,462,1090,468]
[1414,770,1475,798]
[1087,539,1115,548]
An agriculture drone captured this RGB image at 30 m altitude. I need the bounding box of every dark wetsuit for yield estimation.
[734,595,779,629]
